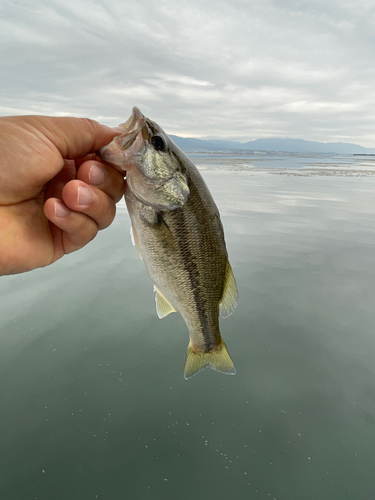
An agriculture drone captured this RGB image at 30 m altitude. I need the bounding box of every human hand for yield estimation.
[0,116,125,276]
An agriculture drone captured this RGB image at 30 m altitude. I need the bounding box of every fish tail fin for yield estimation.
[184,340,236,380]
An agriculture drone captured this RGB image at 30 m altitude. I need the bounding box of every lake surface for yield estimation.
[1,154,375,499]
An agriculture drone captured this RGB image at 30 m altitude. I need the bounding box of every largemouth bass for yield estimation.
[99,107,238,379]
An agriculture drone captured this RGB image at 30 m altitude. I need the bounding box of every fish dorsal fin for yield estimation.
[154,285,176,319]
[130,225,142,260]
[219,262,239,318]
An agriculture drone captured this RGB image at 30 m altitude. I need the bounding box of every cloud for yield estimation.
[1,0,375,146]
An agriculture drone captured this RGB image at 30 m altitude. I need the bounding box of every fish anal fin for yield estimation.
[184,339,236,380]
[154,285,176,319]
[219,261,239,319]
[130,225,142,260]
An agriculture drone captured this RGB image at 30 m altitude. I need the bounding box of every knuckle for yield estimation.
[80,118,100,134]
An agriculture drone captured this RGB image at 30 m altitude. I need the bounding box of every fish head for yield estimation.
[98,107,189,211]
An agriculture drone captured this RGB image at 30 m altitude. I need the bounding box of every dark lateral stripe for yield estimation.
[173,180,215,351]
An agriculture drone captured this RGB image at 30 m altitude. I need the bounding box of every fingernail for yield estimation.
[89,164,105,185]
[55,201,69,218]
[111,126,125,134]
[77,186,93,206]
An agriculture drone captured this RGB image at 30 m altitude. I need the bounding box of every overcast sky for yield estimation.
[1,0,375,146]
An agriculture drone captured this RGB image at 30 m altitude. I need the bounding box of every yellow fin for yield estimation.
[130,225,142,260]
[219,262,239,318]
[184,340,236,380]
[154,286,176,319]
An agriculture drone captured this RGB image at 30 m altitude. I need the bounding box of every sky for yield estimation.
[1,0,375,146]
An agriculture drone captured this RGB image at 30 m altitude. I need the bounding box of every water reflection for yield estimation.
[1,162,375,499]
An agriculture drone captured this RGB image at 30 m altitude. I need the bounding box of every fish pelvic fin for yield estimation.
[130,225,142,260]
[219,261,239,319]
[184,340,236,380]
[154,286,176,319]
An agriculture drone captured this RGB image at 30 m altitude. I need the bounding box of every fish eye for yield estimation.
[151,135,165,151]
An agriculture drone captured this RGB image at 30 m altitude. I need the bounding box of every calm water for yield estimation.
[1,154,375,499]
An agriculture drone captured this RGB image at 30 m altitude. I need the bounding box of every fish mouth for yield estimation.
[121,106,144,134]
[97,107,147,172]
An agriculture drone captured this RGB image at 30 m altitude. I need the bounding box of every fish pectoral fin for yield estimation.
[184,340,236,380]
[219,262,239,318]
[154,286,176,319]
[130,225,142,260]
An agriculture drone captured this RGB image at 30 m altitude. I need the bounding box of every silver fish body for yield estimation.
[99,107,238,379]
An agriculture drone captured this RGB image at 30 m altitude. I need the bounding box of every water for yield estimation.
[1,154,375,499]
[188,151,375,173]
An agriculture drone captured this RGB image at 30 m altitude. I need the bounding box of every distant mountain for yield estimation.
[242,138,375,154]
[168,135,222,151]
[169,135,375,154]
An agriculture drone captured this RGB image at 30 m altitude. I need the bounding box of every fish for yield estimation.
[98,107,238,379]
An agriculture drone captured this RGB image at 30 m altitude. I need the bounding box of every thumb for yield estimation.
[20,116,122,159]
